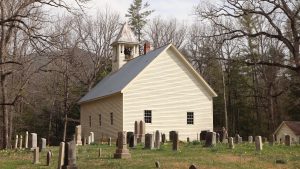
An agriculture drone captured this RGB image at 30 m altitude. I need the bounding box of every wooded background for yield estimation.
[0,0,299,148]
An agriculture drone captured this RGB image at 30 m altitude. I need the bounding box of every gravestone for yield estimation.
[255,136,263,151]
[154,130,160,149]
[155,161,160,168]
[200,130,209,141]
[62,141,78,169]
[205,132,216,147]
[285,135,291,146]
[87,136,91,145]
[161,134,166,144]
[189,164,198,169]
[114,131,131,159]
[269,134,275,146]
[40,138,46,152]
[30,133,37,150]
[75,125,82,145]
[145,133,154,149]
[248,136,253,143]
[19,135,23,149]
[57,142,65,169]
[82,137,86,146]
[90,132,94,143]
[262,137,267,143]
[108,137,112,146]
[47,150,52,166]
[187,137,190,143]
[127,132,134,144]
[172,131,179,151]
[229,137,234,149]
[25,131,29,149]
[169,131,176,142]
[134,121,140,138]
[15,135,19,149]
[221,127,228,142]
[139,121,145,143]
[235,134,242,144]
[33,147,39,164]
[129,135,137,148]
[216,133,220,143]
[98,148,102,158]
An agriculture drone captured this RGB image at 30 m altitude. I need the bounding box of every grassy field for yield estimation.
[0,141,299,169]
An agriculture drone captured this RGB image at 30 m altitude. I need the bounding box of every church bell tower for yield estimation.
[111,22,139,72]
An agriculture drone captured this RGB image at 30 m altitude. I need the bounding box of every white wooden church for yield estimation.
[78,22,217,141]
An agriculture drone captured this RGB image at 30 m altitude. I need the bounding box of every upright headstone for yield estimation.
[87,136,91,145]
[58,142,65,169]
[75,125,82,145]
[248,136,253,143]
[62,141,78,169]
[229,137,234,149]
[200,130,209,141]
[108,137,112,146]
[129,135,137,148]
[262,137,267,143]
[40,138,46,151]
[187,137,190,143]
[285,135,291,146]
[134,121,140,138]
[139,121,145,143]
[169,131,176,142]
[25,131,29,149]
[255,136,263,151]
[216,133,220,143]
[19,135,23,149]
[14,135,19,149]
[161,134,166,144]
[90,132,94,143]
[155,161,160,168]
[189,164,198,169]
[47,150,52,166]
[269,134,275,146]
[126,132,134,144]
[205,132,216,147]
[30,133,37,150]
[221,127,228,142]
[154,130,161,149]
[33,147,39,164]
[172,131,179,151]
[235,134,242,144]
[114,131,131,159]
[145,134,154,149]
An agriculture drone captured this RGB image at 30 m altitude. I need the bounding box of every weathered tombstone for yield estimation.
[90,132,94,143]
[82,137,86,146]
[285,135,291,146]
[221,127,228,142]
[87,135,91,145]
[255,136,263,151]
[129,135,137,148]
[172,131,179,151]
[114,131,131,159]
[126,132,134,144]
[161,134,166,144]
[248,136,253,143]
[269,134,275,146]
[57,142,65,169]
[169,131,176,142]
[145,133,154,149]
[155,161,160,168]
[33,147,39,164]
[189,164,198,169]
[25,131,29,149]
[200,130,209,141]
[19,135,23,149]
[187,137,190,143]
[98,148,102,158]
[134,121,140,138]
[62,141,78,169]
[229,137,234,149]
[235,134,242,144]
[262,137,267,143]
[40,138,46,152]
[108,137,112,146]
[139,121,145,143]
[75,125,82,145]
[30,133,37,150]
[154,130,160,149]
[216,133,220,143]
[14,135,19,149]
[205,132,216,147]
[47,150,52,166]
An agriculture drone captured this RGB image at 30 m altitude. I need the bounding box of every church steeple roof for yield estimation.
[112,22,139,45]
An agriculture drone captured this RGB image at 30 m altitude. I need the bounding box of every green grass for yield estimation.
[0,142,300,169]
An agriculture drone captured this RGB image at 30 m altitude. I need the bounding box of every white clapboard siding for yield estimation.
[80,94,123,141]
[123,48,213,140]
[276,123,298,143]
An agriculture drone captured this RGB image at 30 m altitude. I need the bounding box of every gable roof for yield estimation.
[78,44,217,104]
[111,22,138,45]
[274,121,300,135]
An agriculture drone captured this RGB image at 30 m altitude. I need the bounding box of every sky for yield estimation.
[82,0,202,24]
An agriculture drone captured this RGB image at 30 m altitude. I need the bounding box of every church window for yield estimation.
[89,115,92,127]
[187,112,194,124]
[99,114,102,126]
[110,112,113,125]
[144,110,152,123]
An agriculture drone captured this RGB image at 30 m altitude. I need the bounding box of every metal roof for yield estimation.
[78,44,170,104]
[111,22,139,45]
